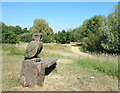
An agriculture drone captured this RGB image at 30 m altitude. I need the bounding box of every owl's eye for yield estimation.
[35,35,39,37]
[34,35,39,39]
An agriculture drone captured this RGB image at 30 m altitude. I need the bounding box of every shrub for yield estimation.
[2,31,20,44]
[43,35,53,43]
[20,33,32,42]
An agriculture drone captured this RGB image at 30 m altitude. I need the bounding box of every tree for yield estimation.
[29,19,54,43]
[30,19,50,33]
[54,29,72,44]
[99,5,119,53]
[58,30,67,44]
[66,31,71,44]
[81,15,105,37]
[2,30,20,44]
[8,25,23,35]
[81,15,105,52]
[22,28,29,33]
[20,33,32,42]
[2,22,21,44]
[72,27,83,42]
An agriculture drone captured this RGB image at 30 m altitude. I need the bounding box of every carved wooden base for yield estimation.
[20,57,58,87]
[20,59,45,87]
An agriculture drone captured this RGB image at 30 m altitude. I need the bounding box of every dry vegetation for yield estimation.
[1,43,118,91]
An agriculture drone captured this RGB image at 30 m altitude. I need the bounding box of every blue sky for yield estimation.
[2,2,117,33]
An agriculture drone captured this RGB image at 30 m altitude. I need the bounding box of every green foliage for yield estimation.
[29,19,54,43]
[2,22,29,44]
[2,19,54,44]
[82,32,104,52]
[54,30,66,44]
[54,30,72,44]
[66,31,71,43]
[42,27,54,43]
[43,35,51,43]
[71,27,83,42]
[59,30,67,44]
[81,15,104,52]
[11,25,22,35]
[75,4,119,54]
[29,19,49,33]
[20,33,32,42]
[22,28,29,33]
[7,25,27,35]
[2,30,20,44]
[99,5,119,53]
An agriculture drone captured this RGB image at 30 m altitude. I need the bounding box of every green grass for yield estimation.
[2,55,22,90]
[44,43,66,49]
[44,43,72,53]
[2,43,72,59]
[52,69,58,73]
[78,45,118,77]
[69,57,118,77]
[39,51,72,60]
[2,44,25,56]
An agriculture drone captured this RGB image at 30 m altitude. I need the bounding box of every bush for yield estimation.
[2,31,20,44]
[82,32,103,52]
[43,35,53,43]
[20,33,32,42]
[55,30,72,44]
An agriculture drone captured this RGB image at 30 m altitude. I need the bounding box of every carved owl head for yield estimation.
[32,33,43,41]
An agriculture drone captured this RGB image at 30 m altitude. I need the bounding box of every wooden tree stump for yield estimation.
[20,57,58,87]
[20,59,45,87]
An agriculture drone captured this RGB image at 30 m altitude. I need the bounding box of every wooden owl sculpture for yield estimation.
[25,33,43,60]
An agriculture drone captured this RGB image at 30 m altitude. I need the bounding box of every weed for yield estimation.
[70,56,118,77]
[52,69,58,73]
[39,83,43,87]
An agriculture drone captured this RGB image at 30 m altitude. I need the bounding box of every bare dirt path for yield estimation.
[71,45,94,58]
[64,44,95,58]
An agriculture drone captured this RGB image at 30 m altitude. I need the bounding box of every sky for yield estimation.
[2,2,118,33]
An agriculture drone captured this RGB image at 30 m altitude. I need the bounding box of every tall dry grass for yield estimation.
[71,53,118,77]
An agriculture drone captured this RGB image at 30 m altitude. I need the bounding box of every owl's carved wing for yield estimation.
[25,41,39,58]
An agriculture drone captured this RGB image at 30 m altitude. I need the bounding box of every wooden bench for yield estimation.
[43,57,58,68]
